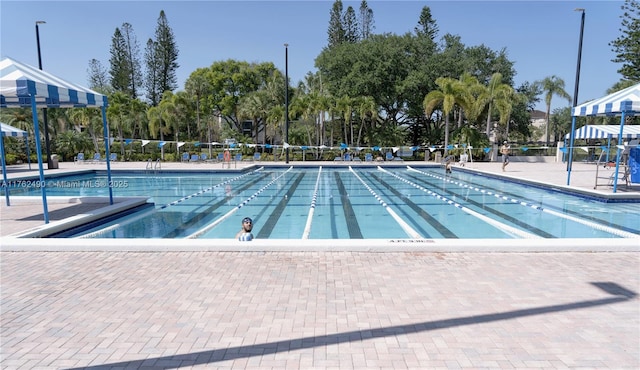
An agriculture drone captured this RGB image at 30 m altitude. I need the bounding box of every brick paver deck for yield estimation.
[1,251,638,369]
[1,160,639,369]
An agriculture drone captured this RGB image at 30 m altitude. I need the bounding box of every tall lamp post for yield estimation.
[566,8,585,183]
[35,20,54,169]
[284,43,290,164]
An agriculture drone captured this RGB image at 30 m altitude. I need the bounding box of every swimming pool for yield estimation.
[5,165,638,240]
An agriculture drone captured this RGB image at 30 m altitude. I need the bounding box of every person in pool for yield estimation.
[236,217,254,241]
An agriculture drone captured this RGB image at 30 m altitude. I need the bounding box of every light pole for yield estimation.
[35,20,54,169]
[567,8,585,180]
[284,43,289,164]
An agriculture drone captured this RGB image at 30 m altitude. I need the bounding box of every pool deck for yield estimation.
[1,160,639,369]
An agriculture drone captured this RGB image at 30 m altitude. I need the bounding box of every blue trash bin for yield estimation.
[630,147,640,183]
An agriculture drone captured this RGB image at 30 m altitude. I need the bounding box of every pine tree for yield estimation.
[108,24,142,98]
[327,0,345,48]
[415,6,439,41]
[109,27,131,94]
[358,0,374,40]
[120,23,142,99]
[144,38,161,106]
[610,0,640,81]
[87,58,110,93]
[343,6,359,43]
[154,10,179,95]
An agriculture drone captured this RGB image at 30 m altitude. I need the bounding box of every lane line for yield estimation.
[378,166,541,239]
[408,166,639,239]
[185,167,293,239]
[349,166,422,239]
[76,168,265,238]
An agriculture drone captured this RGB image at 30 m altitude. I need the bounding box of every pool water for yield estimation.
[5,166,639,239]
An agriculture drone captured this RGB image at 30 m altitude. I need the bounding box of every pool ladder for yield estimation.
[145,159,162,172]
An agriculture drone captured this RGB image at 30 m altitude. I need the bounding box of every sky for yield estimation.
[0,0,626,112]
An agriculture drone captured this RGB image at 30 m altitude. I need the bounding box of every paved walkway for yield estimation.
[2,251,639,369]
[1,160,639,369]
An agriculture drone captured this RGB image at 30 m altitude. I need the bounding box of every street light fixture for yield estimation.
[35,20,54,169]
[284,43,289,164]
[566,8,585,180]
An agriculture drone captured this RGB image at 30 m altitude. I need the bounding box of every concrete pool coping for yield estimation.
[2,236,639,252]
[1,160,638,251]
[2,196,150,238]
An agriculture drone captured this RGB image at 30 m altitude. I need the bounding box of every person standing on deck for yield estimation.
[501,141,510,172]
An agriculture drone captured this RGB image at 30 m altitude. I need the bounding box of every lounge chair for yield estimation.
[200,153,209,162]
[109,153,117,162]
[216,153,224,162]
[365,153,373,162]
[181,152,190,162]
[253,152,261,161]
[344,153,352,161]
[334,156,343,161]
[92,153,102,162]
[190,154,200,162]
[234,153,242,162]
[385,152,394,161]
[75,153,85,164]
[459,154,468,166]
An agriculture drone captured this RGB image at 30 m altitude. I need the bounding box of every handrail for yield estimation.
[145,158,162,172]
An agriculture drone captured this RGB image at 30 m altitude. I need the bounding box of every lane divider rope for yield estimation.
[185,166,293,239]
[76,167,264,239]
[407,166,638,239]
[302,166,322,239]
[378,166,541,239]
[349,166,423,239]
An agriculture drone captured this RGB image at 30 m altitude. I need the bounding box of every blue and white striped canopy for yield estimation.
[0,56,107,108]
[564,125,640,140]
[572,83,640,116]
[0,122,28,137]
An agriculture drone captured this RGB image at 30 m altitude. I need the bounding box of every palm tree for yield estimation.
[424,77,467,154]
[107,92,131,158]
[69,107,102,153]
[56,130,91,161]
[185,69,209,141]
[127,98,149,140]
[289,93,316,148]
[335,95,354,146]
[355,96,377,147]
[299,71,332,149]
[536,76,571,146]
[238,90,269,142]
[171,91,195,141]
[483,73,513,138]
[456,73,486,129]
[147,93,176,159]
[494,86,519,140]
[2,108,33,135]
